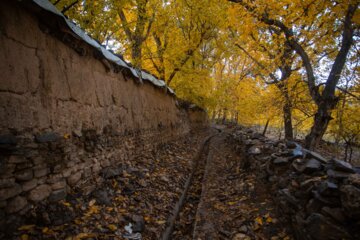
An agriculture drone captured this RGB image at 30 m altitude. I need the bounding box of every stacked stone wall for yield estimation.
[0,1,207,225]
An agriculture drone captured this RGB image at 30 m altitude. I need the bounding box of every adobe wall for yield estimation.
[0,1,207,221]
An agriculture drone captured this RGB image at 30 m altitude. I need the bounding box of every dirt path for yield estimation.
[168,128,293,240]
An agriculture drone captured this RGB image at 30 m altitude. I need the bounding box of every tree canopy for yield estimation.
[52,0,360,150]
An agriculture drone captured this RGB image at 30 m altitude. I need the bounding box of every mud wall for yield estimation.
[0,1,207,222]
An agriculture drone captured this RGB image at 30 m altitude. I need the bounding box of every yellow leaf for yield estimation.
[21,234,29,240]
[42,227,49,233]
[156,220,166,225]
[266,216,273,223]
[74,233,96,240]
[89,199,96,206]
[144,216,151,222]
[62,201,71,207]
[255,216,263,225]
[18,225,35,231]
[108,224,117,231]
[64,133,70,139]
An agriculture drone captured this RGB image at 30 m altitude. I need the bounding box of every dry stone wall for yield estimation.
[230,127,360,239]
[0,0,207,227]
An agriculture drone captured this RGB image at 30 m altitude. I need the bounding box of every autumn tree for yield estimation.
[229,0,359,149]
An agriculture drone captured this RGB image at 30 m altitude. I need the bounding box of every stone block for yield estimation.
[15,162,33,170]
[0,178,16,188]
[34,167,49,178]
[0,184,22,201]
[8,155,27,164]
[35,132,60,143]
[67,172,82,186]
[28,184,51,202]
[6,196,27,214]
[32,156,44,165]
[48,189,67,202]
[51,180,66,190]
[46,173,64,184]
[14,169,33,181]
[22,179,38,192]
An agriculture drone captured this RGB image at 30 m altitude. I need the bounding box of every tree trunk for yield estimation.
[131,37,143,68]
[283,101,293,140]
[262,119,270,136]
[305,99,337,149]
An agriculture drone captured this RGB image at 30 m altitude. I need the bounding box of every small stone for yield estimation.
[0,178,16,188]
[317,181,339,197]
[238,225,248,233]
[6,196,27,214]
[32,156,44,165]
[34,167,49,178]
[28,184,52,202]
[132,215,145,233]
[47,173,64,184]
[303,150,328,163]
[0,184,22,201]
[160,175,169,182]
[16,162,33,171]
[303,159,322,174]
[14,169,33,181]
[72,129,82,137]
[67,172,82,186]
[100,167,122,179]
[330,159,355,173]
[91,189,111,206]
[22,179,38,192]
[8,155,27,164]
[273,157,289,165]
[248,146,261,155]
[35,132,60,143]
[62,168,73,178]
[51,180,66,190]
[48,189,67,202]
[233,233,251,240]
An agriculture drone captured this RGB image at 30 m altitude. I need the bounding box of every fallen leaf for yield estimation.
[64,133,70,139]
[156,220,166,225]
[266,216,273,223]
[255,216,263,225]
[21,234,29,240]
[74,233,96,240]
[18,225,35,231]
[108,224,117,231]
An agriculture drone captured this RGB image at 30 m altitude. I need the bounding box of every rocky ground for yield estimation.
[7,125,360,240]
